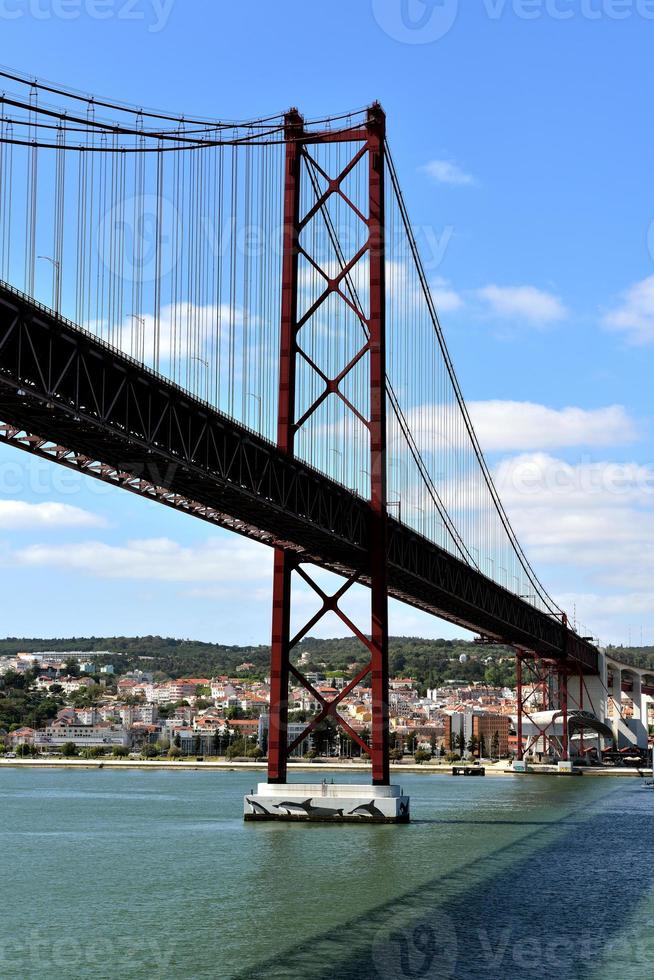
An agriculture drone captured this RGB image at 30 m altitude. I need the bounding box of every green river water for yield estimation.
[1,768,652,979]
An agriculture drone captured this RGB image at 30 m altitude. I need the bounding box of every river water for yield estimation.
[1,768,652,979]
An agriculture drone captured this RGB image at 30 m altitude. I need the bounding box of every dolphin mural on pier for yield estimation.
[246,797,271,816]
[273,799,345,818]
[347,801,386,818]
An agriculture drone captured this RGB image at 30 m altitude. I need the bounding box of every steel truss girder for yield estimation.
[0,423,292,547]
[0,280,599,674]
[388,525,598,670]
[516,652,569,761]
[0,281,369,567]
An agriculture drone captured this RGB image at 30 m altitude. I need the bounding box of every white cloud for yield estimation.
[558,591,654,619]
[552,592,654,647]
[478,284,567,324]
[12,537,271,582]
[401,401,637,456]
[431,277,464,313]
[420,159,476,187]
[494,453,654,510]
[184,584,271,602]
[0,501,105,530]
[9,533,471,642]
[603,275,654,345]
[492,453,654,595]
[85,302,246,363]
[468,401,637,452]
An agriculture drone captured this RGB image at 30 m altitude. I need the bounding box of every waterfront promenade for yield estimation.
[1,757,650,777]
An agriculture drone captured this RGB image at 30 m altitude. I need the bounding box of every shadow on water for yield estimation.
[236,784,653,980]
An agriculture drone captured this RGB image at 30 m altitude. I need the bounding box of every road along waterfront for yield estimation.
[1,757,650,776]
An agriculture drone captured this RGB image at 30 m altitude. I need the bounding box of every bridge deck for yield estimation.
[0,282,598,670]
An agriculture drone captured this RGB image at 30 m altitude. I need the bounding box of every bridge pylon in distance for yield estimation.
[515,650,570,764]
[514,639,617,768]
[244,105,409,823]
[514,612,606,767]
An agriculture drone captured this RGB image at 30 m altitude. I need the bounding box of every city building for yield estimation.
[258,715,313,757]
[34,723,130,749]
[6,727,35,747]
[444,711,511,757]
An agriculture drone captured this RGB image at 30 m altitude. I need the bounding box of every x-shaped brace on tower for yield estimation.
[267,105,390,785]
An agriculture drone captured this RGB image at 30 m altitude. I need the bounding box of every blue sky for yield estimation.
[1,0,653,646]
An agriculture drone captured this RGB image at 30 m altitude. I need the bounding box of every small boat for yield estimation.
[452,765,485,776]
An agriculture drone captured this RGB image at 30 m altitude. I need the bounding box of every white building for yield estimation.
[257,715,313,757]
[119,704,159,726]
[34,724,130,749]
[75,707,99,725]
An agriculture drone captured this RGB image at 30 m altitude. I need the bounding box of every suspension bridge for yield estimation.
[0,69,647,820]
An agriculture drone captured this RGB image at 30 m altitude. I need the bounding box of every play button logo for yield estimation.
[372,0,459,44]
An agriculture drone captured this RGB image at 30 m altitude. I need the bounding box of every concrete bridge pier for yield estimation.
[244,783,410,823]
[568,670,610,755]
[610,665,624,746]
[569,670,608,723]
[626,673,650,749]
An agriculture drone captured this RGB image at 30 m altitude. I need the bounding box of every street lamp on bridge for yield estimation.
[38,255,61,314]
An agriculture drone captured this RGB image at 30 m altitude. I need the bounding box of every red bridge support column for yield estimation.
[516,653,524,761]
[267,109,303,784]
[367,105,390,785]
[267,106,391,786]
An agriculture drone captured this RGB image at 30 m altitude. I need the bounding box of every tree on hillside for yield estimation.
[0,634,530,690]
